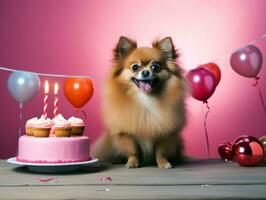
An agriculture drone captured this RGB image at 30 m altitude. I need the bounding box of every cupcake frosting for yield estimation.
[26,117,38,127]
[53,114,71,127]
[32,116,52,128]
[68,116,84,126]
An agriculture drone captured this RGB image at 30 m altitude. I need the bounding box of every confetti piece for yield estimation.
[95,188,111,192]
[38,177,58,182]
[97,176,112,182]
[201,184,212,188]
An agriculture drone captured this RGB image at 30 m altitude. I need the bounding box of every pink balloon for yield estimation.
[186,67,217,101]
[230,45,263,78]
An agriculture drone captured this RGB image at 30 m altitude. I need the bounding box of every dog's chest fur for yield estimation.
[136,92,161,119]
[117,91,176,138]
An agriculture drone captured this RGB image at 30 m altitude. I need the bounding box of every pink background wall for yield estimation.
[0,0,266,159]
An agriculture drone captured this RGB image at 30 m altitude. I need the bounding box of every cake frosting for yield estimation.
[33,115,53,128]
[68,116,84,126]
[25,117,38,127]
[17,135,90,163]
[53,114,71,128]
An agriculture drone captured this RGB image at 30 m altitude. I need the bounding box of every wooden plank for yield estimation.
[1,160,266,186]
[1,160,266,199]
[1,185,266,200]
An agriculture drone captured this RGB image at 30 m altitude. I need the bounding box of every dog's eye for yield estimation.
[151,63,161,73]
[131,64,140,72]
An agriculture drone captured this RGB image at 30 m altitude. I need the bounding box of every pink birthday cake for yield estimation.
[17,135,90,163]
[17,115,90,163]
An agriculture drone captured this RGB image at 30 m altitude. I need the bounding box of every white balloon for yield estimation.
[7,71,40,103]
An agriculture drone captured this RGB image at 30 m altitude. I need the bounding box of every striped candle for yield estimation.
[43,81,49,119]
[54,83,59,118]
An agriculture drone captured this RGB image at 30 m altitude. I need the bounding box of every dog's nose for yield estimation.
[141,70,150,78]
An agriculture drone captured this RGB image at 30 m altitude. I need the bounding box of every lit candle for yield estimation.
[43,80,49,119]
[54,83,59,118]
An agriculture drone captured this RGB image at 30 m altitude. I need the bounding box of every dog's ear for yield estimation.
[153,37,182,76]
[114,36,137,59]
[153,37,178,60]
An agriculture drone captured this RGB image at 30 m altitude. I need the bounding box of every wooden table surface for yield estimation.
[1,159,266,200]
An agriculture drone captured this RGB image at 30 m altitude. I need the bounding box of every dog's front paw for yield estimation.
[157,160,173,169]
[125,156,139,168]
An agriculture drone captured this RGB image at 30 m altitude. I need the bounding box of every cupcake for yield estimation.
[53,114,71,137]
[33,116,52,137]
[68,116,85,136]
[25,117,38,136]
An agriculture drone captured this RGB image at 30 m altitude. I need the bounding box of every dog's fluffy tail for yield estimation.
[91,133,116,162]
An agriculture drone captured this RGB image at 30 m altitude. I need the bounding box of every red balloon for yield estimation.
[232,135,264,167]
[200,63,221,86]
[230,45,263,78]
[218,141,233,161]
[186,67,217,101]
[64,78,94,109]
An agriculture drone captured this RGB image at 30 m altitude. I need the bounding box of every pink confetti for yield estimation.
[97,176,112,182]
[38,177,58,182]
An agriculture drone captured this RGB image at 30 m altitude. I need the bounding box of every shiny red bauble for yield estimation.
[218,141,233,161]
[232,135,264,167]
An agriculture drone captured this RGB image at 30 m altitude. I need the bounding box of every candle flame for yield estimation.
[54,83,59,95]
[44,80,49,94]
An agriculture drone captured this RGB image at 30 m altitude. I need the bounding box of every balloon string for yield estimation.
[1,33,265,77]
[17,103,23,155]
[0,66,104,79]
[19,103,23,137]
[76,109,88,122]
[75,109,102,136]
[210,33,266,64]
[253,77,266,119]
[203,100,210,158]
[253,76,260,86]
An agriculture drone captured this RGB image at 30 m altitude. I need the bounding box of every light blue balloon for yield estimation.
[7,71,40,103]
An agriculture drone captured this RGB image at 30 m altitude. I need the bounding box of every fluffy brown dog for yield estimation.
[92,36,186,168]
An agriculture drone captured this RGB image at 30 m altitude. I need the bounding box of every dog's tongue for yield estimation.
[139,81,152,92]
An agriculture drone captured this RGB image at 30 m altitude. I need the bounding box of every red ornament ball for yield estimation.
[233,135,264,167]
[218,141,233,161]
